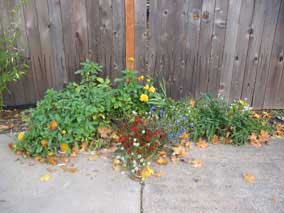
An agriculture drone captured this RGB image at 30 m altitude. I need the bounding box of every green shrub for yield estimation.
[15,60,167,157]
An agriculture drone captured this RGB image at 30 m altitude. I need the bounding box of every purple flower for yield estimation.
[189,122,194,128]
[159,109,164,117]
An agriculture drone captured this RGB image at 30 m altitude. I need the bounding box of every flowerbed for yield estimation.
[11,60,284,180]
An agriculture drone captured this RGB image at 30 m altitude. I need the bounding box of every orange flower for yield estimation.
[41,139,48,147]
[60,143,69,153]
[48,120,58,130]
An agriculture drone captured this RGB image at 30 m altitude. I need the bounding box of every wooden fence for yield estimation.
[1,0,284,109]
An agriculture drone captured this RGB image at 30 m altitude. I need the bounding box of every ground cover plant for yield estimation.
[11,60,283,180]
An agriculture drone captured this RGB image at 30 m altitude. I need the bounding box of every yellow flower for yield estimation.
[239,99,248,106]
[128,57,135,62]
[140,94,149,103]
[60,143,69,153]
[48,120,58,130]
[17,132,25,141]
[141,166,154,179]
[148,86,156,93]
[144,84,149,90]
[146,79,151,83]
[189,99,196,107]
[61,130,66,135]
[137,75,144,81]
[41,139,48,147]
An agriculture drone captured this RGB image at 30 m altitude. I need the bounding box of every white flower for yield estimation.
[142,162,146,166]
[142,130,145,134]
[132,111,137,115]
[121,147,124,150]
[147,162,151,165]
[116,155,120,159]
[138,154,142,159]
[133,138,137,142]
[135,167,139,171]
[140,158,144,162]
[131,169,135,173]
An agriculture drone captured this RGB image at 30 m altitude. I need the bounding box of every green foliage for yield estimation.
[0,0,28,109]
[156,95,272,145]
[15,61,167,157]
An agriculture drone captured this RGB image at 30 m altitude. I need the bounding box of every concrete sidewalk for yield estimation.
[1,134,284,213]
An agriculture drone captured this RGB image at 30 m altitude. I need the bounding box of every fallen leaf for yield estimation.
[189,99,196,107]
[47,167,56,173]
[211,135,219,145]
[98,127,113,138]
[223,137,232,145]
[156,157,168,165]
[153,171,164,177]
[249,133,261,148]
[60,166,78,173]
[172,145,187,157]
[158,150,167,158]
[112,159,122,172]
[88,155,98,161]
[171,155,178,163]
[40,173,51,182]
[191,159,203,168]
[8,143,15,150]
[262,111,272,119]
[243,173,256,184]
[47,156,58,165]
[196,138,208,149]
[258,130,270,144]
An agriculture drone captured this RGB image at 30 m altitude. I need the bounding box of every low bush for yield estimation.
[15,60,167,157]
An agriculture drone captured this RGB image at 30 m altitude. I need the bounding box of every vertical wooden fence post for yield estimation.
[125,0,135,70]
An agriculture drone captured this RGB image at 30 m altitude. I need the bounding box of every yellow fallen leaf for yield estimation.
[88,155,98,161]
[223,137,232,145]
[191,159,203,168]
[156,157,168,165]
[249,133,261,148]
[243,173,256,184]
[40,173,51,182]
[196,138,208,149]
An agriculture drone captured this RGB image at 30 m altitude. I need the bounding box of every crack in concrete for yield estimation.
[140,181,145,213]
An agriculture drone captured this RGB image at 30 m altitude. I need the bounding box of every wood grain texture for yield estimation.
[196,0,216,96]
[113,0,126,77]
[134,0,147,73]
[2,0,284,109]
[241,0,266,103]
[229,0,255,102]
[207,0,229,94]
[252,0,281,109]
[219,0,242,100]
[60,0,88,82]
[264,0,284,109]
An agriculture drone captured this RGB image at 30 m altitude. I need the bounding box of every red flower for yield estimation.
[131,126,139,132]
[145,135,152,141]
[118,136,127,143]
[149,145,156,150]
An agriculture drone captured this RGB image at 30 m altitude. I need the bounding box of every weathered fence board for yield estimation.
[1,0,284,109]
